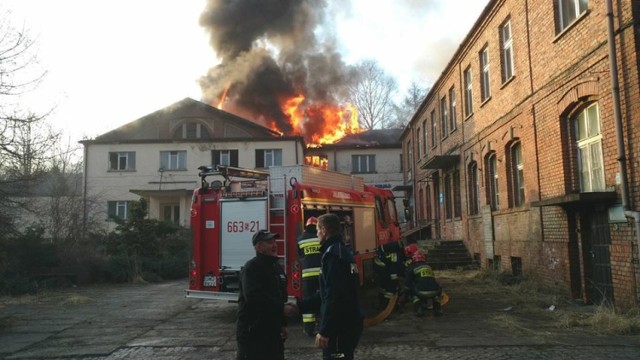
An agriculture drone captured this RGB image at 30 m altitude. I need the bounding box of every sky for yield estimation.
[2,0,488,144]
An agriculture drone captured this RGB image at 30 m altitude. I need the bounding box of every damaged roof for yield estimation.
[320,128,403,149]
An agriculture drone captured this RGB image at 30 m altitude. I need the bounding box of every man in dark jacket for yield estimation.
[300,213,363,360]
[297,216,321,337]
[236,230,297,360]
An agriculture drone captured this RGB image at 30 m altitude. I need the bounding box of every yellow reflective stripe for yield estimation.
[302,268,321,278]
[390,274,399,280]
[302,313,316,323]
[374,258,385,266]
[298,238,320,247]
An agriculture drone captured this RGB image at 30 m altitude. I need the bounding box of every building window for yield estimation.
[575,103,604,192]
[468,161,479,215]
[162,204,181,224]
[558,0,588,32]
[453,170,462,218]
[416,127,422,159]
[108,201,131,220]
[423,121,428,155]
[486,153,499,210]
[173,122,211,139]
[464,67,473,117]
[418,188,425,222]
[440,96,448,138]
[212,150,239,167]
[449,87,457,132]
[426,185,432,221]
[444,173,452,220]
[480,47,491,102]
[509,142,525,207]
[500,19,515,83]
[256,149,282,168]
[407,141,413,181]
[430,110,437,147]
[109,152,136,171]
[160,150,187,171]
[352,155,376,173]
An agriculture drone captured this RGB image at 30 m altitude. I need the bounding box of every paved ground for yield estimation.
[1,275,640,359]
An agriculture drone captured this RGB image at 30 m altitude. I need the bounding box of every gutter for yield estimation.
[606,0,639,303]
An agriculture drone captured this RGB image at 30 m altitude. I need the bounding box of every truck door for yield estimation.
[220,198,268,270]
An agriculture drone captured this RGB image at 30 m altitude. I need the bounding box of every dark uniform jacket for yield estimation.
[236,253,287,358]
[302,234,363,338]
[297,227,321,278]
[405,261,440,295]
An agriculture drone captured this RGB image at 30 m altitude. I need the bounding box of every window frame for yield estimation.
[444,172,452,220]
[211,149,239,167]
[109,151,136,171]
[500,19,515,83]
[480,46,491,102]
[464,67,473,117]
[160,150,187,171]
[574,102,604,192]
[558,0,588,32]
[430,109,437,148]
[512,143,525,206]
[256,149,283,168]
[422,121,428,155]
[162,204,181,224]
[352,154,376,174]
[449,87,457,132]
[440,96,448,139]
[108,200,131,220]
[468,162,479,215]
[486,153,499,211]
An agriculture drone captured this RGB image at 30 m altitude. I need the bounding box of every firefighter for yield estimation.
[297,216,321,337]
[404,250,443,317]
[373,241,405,309]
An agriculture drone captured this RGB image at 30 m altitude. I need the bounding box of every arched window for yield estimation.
[173,122,211,139]
[509,142,525,207]
[485,153,499,211]
[574,102,604,192]
[468,161,479,215]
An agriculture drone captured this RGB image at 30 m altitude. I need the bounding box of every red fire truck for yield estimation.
[186,165,401,301]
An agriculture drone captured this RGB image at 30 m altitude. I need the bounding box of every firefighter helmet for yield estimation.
[404,243,419,258]
[412,251,426,263]
[305,216,318,226]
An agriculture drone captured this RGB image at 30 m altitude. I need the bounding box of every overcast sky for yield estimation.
[3,0,488,143]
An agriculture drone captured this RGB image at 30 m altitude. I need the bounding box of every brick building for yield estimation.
[400,0,640,308]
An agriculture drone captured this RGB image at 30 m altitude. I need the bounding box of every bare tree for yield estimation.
[348,60,398,130]
[390,81,429,128]
[0,8,55,234]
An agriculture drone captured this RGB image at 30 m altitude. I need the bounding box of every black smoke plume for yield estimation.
[198,0,356,140]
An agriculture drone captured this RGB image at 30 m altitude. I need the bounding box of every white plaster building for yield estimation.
[80,98,305,230]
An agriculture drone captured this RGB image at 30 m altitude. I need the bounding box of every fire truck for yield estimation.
[186,164,401,301]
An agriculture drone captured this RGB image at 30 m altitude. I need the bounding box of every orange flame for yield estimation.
[268,95,361,147]
[217,83,231,109]
[282,95,305,134]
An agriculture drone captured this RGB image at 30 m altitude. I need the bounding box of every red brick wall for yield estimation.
[400,0,640,308]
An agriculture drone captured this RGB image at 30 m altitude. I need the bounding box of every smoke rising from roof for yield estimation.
[199,0,356,139]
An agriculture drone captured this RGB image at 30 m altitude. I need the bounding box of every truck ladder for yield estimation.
[269,174,287,265]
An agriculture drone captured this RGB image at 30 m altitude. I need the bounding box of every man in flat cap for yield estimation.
[236,229,297,360]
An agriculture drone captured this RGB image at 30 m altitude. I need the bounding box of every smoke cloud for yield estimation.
[199,0,356,140]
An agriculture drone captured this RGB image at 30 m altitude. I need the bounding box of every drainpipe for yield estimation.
[82,143,88,240]
[606,0,640,302]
